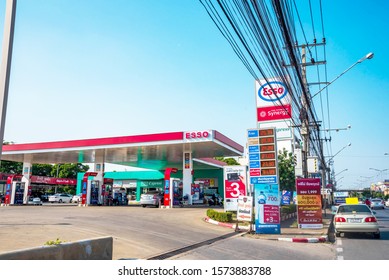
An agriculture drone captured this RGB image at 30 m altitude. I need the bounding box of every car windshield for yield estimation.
[338,204,371,214]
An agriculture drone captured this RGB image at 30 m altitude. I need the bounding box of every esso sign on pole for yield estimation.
[258,81,287,102]
[184,130,212,142]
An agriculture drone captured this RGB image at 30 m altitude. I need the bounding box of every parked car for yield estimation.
[48,193,73,203]
[140,191,164,208]
[71,194,82,203]
[40,193,51,202]
[370,198,385,209]
[386,199,389,207]
[333,203,380,239]
[28,197,42,205]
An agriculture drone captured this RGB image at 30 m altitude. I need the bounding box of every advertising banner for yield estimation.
[281,190,292,205]
[237,196,253,222]
[254,183,281,234]
[296,178,323,229]
[223,165,247,211]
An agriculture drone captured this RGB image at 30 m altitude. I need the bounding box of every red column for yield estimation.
[163,168,177,207]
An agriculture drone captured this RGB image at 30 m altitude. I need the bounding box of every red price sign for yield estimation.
[264,205,280,224]
[224,180,246,199]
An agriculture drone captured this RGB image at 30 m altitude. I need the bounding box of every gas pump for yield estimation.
[163,168,178,208]
[81,172,98,206]
[102,178,113,206]
[4,175,23,205]
[90,180,100,205]
[171,179,182,206]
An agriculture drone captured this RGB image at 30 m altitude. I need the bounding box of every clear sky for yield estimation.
[0,0,388,189]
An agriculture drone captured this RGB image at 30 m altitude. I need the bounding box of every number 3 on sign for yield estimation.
[230,182,241,197]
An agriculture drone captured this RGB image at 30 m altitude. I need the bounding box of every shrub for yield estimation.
[44,238,65,246]
[281,204,296,214]
[206,209,232,222]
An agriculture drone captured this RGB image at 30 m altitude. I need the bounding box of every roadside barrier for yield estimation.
[0,236,113,260]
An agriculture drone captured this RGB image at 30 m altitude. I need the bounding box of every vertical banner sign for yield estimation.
[223,165,247,211]
[248,128,281,234]
[296,178,323,229]
[254,183,280,234]
[237,196,253,222]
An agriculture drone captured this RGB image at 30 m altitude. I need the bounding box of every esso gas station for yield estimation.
[1,130,244,208]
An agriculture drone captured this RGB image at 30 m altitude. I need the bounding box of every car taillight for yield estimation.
[335,217,346,222]
[365,217,377,222]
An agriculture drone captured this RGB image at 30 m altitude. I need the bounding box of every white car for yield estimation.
[71,194,82,203]
[334,203,380,239]
[28,197,42,205]
[48,193,73,203]
[385,199,389,207]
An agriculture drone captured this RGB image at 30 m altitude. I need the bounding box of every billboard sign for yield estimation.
[254,183,281,234]
[296,178,323,229]
[223,165,247,211]
[237,196,253,222]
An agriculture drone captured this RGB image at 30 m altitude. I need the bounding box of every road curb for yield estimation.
[204,216,329,243]
[277,236,328,243]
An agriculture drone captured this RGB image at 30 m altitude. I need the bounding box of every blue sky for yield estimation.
[0,0,388,189]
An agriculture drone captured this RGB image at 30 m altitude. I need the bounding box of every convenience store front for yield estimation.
[76,163,226,205]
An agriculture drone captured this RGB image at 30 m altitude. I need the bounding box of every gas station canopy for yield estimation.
[1,130,244,170]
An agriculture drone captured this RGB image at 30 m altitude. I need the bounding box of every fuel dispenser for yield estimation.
[90,180,100,205]
[102,178,113,206]
[4,175,24,205]
[81,172,102,206]
[171,179,183,206]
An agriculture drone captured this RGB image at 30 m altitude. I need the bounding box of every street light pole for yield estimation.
[326,143,352,165]
[311,52,374,100]
[334,168,348,178]
[326,143,351,191]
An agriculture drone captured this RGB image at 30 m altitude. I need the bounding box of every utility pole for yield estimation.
[300,45,309,178]
[0,0,17,160]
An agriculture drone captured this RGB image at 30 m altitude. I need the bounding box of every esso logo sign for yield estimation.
[258,81,288,102]
[185,131,210,140]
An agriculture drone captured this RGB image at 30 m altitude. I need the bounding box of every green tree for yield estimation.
[51,163,89,179]
[214,157,240,165]
[278,148,296,191]
[0,160,22,174]
[32,164,54,176]
[0,141,23,173]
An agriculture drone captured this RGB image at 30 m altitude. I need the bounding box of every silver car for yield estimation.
[140,191,164,208]
[370,198,385,209]
[334,203,380,239]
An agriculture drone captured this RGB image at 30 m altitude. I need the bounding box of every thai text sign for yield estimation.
[237,196,253,222]
[296,178,323,229]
